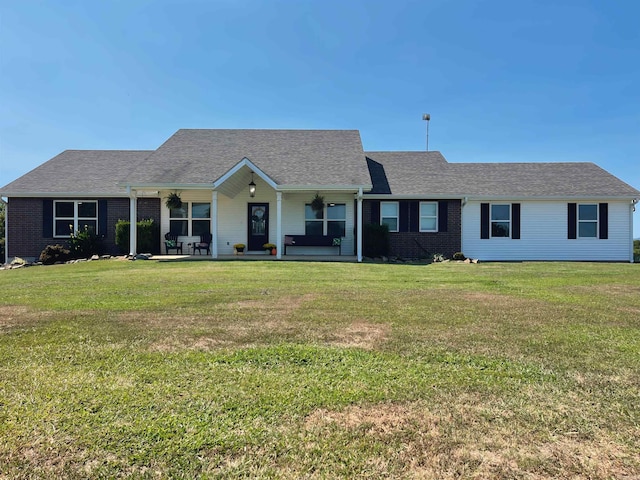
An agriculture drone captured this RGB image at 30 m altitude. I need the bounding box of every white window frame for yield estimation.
[419,201,438,232]
[169,202,211,236]
[305,203,346,236]
[380,201,399,232]
[326,203,346,237]
[53,200,98,238]
[577,203,598,238]
[490,203,511,238]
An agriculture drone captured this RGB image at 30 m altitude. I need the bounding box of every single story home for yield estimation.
[1,129,638,263]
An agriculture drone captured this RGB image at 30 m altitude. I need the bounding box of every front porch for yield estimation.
[129,158,365,261]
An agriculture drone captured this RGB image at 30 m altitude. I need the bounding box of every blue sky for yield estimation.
[1,0,639,237]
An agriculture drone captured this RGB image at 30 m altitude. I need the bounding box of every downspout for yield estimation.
[1,197,7,265]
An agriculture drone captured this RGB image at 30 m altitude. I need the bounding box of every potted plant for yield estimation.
[263,243,276,255]
[311,193,325,215]
[165,192,182,210]
[233,243,245,254]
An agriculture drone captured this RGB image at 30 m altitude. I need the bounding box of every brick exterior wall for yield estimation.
[363,199,462,259]
[6,198,44,260]
[137,198,160,223]
[6,197,163,260]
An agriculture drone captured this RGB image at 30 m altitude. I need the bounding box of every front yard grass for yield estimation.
[1,260,639,478]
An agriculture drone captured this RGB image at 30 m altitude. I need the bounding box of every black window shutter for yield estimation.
[370,201,380,224]
[43,199,53,237]
[98,200,108,237]
[599,203,608,239]
[399,201,409,232]
[438,201,448,232]
[409,201,419,232]
[480,203,490,239]
[511,203,521,239]
[568,203,577,239]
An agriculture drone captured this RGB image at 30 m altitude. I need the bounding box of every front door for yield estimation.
[248,203,269,251]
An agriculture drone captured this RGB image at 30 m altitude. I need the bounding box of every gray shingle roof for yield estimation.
[0,150,153,196]
[2,133,637,199]
[365,151,640,198]
[130,129,371,187]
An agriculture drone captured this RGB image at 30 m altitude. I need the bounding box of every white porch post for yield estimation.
[2,199,8,264]
[357,188,363,262]
[211,190,218,259]
[128,189,137,256]
[276,191,282,259]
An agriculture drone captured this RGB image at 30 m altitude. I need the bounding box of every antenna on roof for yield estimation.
[422,113,431,151]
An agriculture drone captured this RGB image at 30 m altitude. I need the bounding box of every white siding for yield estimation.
[462,200,632,261]
[159,187,356,256]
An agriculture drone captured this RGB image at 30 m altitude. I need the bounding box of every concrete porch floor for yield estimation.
[151,253,358,262]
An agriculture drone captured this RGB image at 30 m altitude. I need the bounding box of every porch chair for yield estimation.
[193,232,212,255]
[164,232,183,255]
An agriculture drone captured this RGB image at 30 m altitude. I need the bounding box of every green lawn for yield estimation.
[1,260,639,479]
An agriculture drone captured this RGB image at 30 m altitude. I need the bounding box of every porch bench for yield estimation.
[284,235,341,255]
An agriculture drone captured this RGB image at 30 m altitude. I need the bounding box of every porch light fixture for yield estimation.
[249,172,256,198]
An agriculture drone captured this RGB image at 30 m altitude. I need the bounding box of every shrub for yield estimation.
[115,219,159,254]
[68,226,104,259]
[39,244,71,265]
[432,253,446,263]
[363,223,390,258]
[452,252,466,261]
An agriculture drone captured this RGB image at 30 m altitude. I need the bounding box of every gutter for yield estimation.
[364,194,640,202]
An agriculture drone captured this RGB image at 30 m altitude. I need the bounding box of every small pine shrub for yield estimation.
[39,244,71,265]
[452,252,466,261]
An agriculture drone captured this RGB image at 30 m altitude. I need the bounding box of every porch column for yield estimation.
[357,188,363,262]
[276,191,282,259]
[2,199,8,264]
[211,190,218,259]
[129,190,137,255]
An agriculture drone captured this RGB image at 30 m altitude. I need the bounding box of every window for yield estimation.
[192,203,211,236]
[54,200,98,237]
[305,203,346,236]
[491,204,510,237]
[380,202,399,232]
[170,202,210,236]
[305,204,323,235]
[419,202,438,232]
[578,204,597,238]
[327,204,346,237]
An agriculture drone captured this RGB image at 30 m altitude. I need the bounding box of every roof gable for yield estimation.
[129,129,371,188]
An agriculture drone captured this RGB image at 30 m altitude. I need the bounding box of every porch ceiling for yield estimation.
[216,165,256,199]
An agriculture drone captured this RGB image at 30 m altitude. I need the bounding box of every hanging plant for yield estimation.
[311,193,325,213]
[165,192,182,210]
